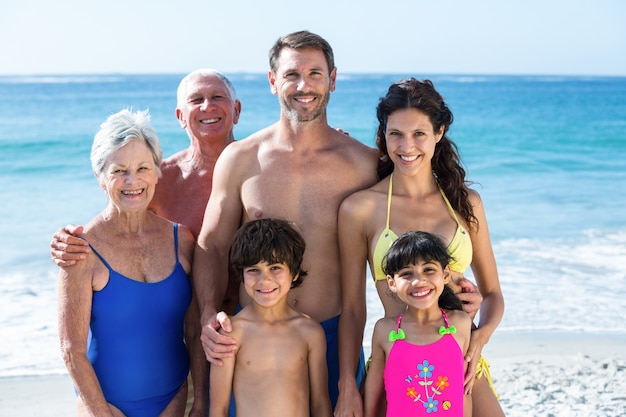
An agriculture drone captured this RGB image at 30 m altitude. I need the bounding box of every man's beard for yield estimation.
[281,91,330,122]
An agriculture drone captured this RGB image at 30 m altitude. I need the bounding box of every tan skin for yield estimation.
[336,108,504,417]
[364,261,472,417]
[58,141,196,416]
[52,71,241,416]
[193,47,379,363]
[209,261,331,417]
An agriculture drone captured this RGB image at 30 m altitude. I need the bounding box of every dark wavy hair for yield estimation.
[229,218,307,288]
[375,78,477,230]
[382,230,462,311]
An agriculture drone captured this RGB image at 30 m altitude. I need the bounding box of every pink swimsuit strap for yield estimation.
[395,309,450,331]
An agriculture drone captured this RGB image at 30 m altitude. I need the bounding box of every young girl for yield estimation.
[364,231,473,417]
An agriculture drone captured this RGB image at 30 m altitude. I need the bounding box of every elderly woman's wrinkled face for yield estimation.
[99,140,159,213]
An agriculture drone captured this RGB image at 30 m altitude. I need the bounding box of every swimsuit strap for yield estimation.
[389,314,406,341]
[384,173,393,233]
[87,242,113,271]
[173,222,179,263]
[87,223,180,271]
[438,308,457,335]
[440,308,450,329]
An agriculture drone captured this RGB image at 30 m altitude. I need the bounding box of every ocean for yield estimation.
[1,73,625,377]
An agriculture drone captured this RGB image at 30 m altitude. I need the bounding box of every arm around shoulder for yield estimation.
[50,224,91,267]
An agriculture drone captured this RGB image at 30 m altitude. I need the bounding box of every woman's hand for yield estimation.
[456,277,483,320]
[463,326,490,394]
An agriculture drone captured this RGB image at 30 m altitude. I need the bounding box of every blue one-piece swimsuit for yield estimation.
[86,223,191,417]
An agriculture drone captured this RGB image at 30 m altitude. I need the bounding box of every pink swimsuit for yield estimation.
[384,310,464,416]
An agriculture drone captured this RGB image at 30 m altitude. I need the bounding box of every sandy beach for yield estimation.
[1,331,624,416]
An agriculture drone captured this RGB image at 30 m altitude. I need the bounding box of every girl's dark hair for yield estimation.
[382,230,463,311]
[229,218,307,288]
[375,78,477,230]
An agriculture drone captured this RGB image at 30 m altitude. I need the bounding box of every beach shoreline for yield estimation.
[2,331,624,416]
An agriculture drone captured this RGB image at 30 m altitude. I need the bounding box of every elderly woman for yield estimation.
[58,109,199,417]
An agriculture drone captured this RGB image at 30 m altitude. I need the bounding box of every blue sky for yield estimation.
[1,0,625,76]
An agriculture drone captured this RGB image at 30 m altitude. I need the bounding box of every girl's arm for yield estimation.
[363,321,388,417]
[308,322,332,417]
[58,262,114,416]
[208,327,236,417]
[466,191,505,373]
[446,309,474,391]
[336,193,371,417]
[452,309,474,417]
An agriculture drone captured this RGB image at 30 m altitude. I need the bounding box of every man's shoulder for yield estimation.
[223,126,273,155]
[161,148,190,165]
[330,130,378,164]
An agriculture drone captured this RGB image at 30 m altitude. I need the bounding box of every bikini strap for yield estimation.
[438,185,461,224]
[173,222,179,263]
[384,173,393,233]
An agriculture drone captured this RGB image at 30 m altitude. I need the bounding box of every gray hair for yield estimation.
[176,68,238,107]
[90,108,163,176]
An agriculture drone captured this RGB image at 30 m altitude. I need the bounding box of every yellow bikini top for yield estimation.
[372,174,473,281]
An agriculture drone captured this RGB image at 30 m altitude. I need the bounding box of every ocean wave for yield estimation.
[491,229,626,334]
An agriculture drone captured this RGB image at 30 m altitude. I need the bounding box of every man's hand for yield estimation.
[50,225,90,267]
[456,278,482,320]
[334,379,363,417]
[200,311,238,366]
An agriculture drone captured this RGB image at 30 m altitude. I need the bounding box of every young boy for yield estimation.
[209,218,331,417]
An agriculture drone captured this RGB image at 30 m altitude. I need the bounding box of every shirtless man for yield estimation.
[192,31,379,408]
[50,68,241,416]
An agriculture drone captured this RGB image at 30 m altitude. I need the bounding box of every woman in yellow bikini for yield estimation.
[336,78,505,417]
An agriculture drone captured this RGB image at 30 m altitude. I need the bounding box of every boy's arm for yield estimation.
[208,328,237,417]
[308,323,332,417]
